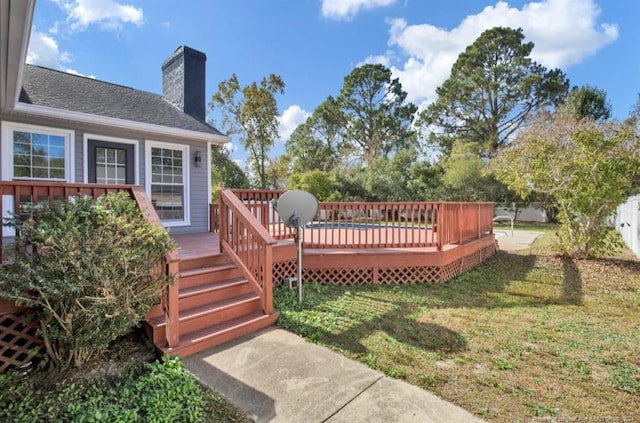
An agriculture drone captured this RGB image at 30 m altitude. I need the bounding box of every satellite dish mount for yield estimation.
[273,190,318,302]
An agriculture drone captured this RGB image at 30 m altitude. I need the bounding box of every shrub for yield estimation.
[0,357,207,422]
[0,192,175,368]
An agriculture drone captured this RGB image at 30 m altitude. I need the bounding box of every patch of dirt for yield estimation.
[29,326,159,390]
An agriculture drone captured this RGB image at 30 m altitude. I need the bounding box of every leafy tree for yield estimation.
[490,111,640,258]
[420,27,569,156]
[288,170,335,201]
[328,149,417,202]
[285,97,345,173]
[0,193,175,368]
[441,141,487,201]
[337,64,418,164]
[561,85,612,121]
[264,154,291,189]
[211,145,249,201]
[407,160,445,201]
[210,73,285,188]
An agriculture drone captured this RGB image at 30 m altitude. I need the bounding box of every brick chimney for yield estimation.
[161,46,206,121]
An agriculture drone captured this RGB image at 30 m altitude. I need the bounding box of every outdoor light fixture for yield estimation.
[194,150,202,167]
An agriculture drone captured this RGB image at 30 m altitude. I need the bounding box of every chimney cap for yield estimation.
[161,45,207,70]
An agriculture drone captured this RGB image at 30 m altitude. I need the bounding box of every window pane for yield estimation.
[151,185,184,220]
[50,167,65,179]
[32,133,48,147]
[14,166,31,178]
[12,129,66,180]
[33,167,48,178]
[117,166,126,182]
[50,136,65,148]
[14,131,30,144]
[97,148,106,163]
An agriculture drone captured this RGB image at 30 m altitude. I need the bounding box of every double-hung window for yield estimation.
[1,122,74,181]
[145,141,189,227]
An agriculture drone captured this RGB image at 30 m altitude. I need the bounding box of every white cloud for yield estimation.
[357,51,394,68]
[26,31,71,70]
[278,105,311,141]
[52,0,144,31]
[65,68,96,79]
[379,0,618,108]
[322,0,396,20]
[27,31,97,78]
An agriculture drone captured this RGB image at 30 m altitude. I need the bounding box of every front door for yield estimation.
[88,140,135,184]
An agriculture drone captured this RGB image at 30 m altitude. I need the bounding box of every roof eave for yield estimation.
[13,102,230,144]
[0,0,35,110]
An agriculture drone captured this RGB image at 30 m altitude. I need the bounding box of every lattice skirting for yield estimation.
[273,259,298,285]
[0,312,44,373]
[272,241,498,286]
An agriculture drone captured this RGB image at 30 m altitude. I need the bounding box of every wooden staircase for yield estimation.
[144,252,279,357]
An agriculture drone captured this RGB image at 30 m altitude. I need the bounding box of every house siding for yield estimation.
[0,112,211,234]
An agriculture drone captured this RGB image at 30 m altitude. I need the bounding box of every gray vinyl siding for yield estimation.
[1,112,212,234]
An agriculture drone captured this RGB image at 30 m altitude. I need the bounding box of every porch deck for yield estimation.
[171,229,497,286]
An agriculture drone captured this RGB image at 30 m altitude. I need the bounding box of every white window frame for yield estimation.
[83,133,139,184]
[1,121,75,181]
[145,140,190,227]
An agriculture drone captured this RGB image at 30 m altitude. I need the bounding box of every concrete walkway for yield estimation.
[185,328,485,423]
[495,229,544,252]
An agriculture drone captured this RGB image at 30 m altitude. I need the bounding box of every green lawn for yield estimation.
[275,225,640,422]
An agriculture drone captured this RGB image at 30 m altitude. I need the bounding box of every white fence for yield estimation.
[615,194,640,258]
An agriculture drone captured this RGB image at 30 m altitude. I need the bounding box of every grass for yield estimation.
[275,224,640,422]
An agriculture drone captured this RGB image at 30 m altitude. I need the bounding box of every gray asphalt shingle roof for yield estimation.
[19,64,224,137]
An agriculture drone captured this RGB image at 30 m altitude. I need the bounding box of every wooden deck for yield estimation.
[171,230,497,286]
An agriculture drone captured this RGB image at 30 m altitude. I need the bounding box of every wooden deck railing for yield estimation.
[307,201,440,248]
[230,189,293,240]
[437,202,494,248]
[219,189,277,314]
[222,190,494,251]
[0,181,181,348]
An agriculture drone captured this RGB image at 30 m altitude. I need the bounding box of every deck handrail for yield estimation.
[222,189,495,251]
[0,181,181,348]
[219,189,277,314]
[129,187,180,348]
[230,189,292,240]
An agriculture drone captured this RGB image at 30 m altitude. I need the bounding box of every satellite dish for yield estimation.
[273,190,318,302]
[275,190,318,228]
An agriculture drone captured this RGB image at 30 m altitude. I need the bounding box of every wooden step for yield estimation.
[158,311,279,357]
[148,292,262,343]
[178,276,253,310]
[179,253,231,272]
[179,263,242,289]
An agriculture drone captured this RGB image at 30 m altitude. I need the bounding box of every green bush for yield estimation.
[0,357,209,422]
[0,192,175,368]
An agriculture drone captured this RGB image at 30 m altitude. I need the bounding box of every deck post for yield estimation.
[477,203,481,240]
[165,259,180,348]
[263,244,274,314]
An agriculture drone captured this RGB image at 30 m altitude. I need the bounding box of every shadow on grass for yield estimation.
[275,249,624,361]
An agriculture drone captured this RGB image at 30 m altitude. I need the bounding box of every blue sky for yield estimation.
[27,0,639,165]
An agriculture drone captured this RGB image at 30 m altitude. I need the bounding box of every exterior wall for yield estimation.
[615,194,639,258]
[0,111,211,234]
